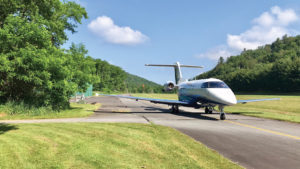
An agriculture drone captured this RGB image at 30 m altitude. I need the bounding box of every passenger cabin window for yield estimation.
[201,81,229,88]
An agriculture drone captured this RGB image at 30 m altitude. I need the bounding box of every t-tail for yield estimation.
[145,62,203,84]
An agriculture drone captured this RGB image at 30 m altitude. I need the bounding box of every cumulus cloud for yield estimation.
[88,16,148,45]
[227,6,298,51]
[196,6,299,60]
[196,46,234,60]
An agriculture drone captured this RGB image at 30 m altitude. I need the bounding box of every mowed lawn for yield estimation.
[0,123,241,169]
[132,93,300,123]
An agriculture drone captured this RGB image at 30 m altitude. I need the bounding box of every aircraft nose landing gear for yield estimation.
[218,106,226,120]
[205,107,213,114]
[220,112,226,120]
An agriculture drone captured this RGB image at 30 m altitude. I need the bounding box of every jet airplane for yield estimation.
[101,62,279,120]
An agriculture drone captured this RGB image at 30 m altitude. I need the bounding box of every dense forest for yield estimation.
[93,59,162,93]
[195,35,300,92]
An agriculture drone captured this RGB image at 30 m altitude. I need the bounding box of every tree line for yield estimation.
[196,35,300,92]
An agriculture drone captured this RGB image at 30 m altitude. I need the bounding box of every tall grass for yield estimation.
[0,101,100,120]
[0,101,54,116]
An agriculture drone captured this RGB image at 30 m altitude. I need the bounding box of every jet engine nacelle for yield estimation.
[163,81,175,91]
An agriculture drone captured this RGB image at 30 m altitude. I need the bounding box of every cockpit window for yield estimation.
[201,81,229,88]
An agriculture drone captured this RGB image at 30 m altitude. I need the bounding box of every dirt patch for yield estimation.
[112,109,131,113]
[0,113,7,117]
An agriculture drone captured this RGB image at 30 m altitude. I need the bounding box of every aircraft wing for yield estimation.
[237,98,280,104]
[99,94,191,106]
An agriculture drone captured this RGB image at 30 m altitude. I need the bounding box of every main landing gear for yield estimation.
[171,105,179,113]
[219,106,226,120]
[205,107,213,114]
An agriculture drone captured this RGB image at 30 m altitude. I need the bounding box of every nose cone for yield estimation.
[207,89,237,105]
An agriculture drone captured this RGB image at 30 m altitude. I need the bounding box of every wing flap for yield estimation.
[99,94,190,105]
[237,98,280,104]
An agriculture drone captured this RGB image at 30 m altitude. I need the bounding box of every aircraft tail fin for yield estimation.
[145,62,203,84]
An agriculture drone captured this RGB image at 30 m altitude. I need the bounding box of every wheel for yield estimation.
[209,107,213,114]
[171,105,179,113]
[220,113,226,120]
[171,105,175,112]
[205,107,209,114]
[175,105,179,113]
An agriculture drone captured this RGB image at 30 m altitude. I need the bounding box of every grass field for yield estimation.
[0,123,241,169]
[0,103,100,120]
[132,93,300,123]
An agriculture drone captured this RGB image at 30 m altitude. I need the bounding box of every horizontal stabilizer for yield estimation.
[145,62,203,85]
[145,64,203,68]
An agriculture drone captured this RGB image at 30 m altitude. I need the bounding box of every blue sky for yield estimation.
[63,0,300,84]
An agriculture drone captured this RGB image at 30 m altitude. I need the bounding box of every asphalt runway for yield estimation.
[87,96,300,169]
[1,96,300,169]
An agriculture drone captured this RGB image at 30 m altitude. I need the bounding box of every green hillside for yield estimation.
[93,59,162,93]
[196,35,300,92]
[125,73,163,93]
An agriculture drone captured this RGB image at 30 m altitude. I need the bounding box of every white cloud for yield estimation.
[271,6,298,26]
[227,6,298,51]
[227,26,288,51]
[253,12,274,27]
[88,16,148,45]
[196,46,234,60]
[196,6,299,60]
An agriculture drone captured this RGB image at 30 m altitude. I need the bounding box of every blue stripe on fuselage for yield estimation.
[179,93,226,106]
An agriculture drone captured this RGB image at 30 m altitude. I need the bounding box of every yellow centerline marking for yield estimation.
[225,120,300,140]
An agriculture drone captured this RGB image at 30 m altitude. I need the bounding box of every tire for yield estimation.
[205,107,209,114]
[220,113,226,120]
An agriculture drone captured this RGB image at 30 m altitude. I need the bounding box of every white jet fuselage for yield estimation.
[178,78,237,106]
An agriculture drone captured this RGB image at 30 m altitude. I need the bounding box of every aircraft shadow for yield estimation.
[0,123,18,135]
[92,98,218,121]
[135,106,218,121]
[230,112,263,115]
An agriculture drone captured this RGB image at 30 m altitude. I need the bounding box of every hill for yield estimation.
[125,73,163,93]
[93,59,162,93]
[195,35,300,92]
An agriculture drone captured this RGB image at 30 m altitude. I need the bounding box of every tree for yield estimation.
[93,59,126,92]
[218,57,224,64]
[0,0,94,109]
[0,0,87,46]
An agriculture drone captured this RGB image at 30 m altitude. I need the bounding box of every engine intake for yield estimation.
[163,81,175,91]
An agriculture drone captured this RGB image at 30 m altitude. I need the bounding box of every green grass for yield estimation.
[226,95,300,123]
[0,103,100,120]
[0,123,241,169]
[132,93,300,123]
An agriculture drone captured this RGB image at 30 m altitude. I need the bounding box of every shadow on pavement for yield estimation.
[0,123,18,135]
[90,96,218,121]
[173,112,218,121]
[137,106,218,121]
[231,112,263,115]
